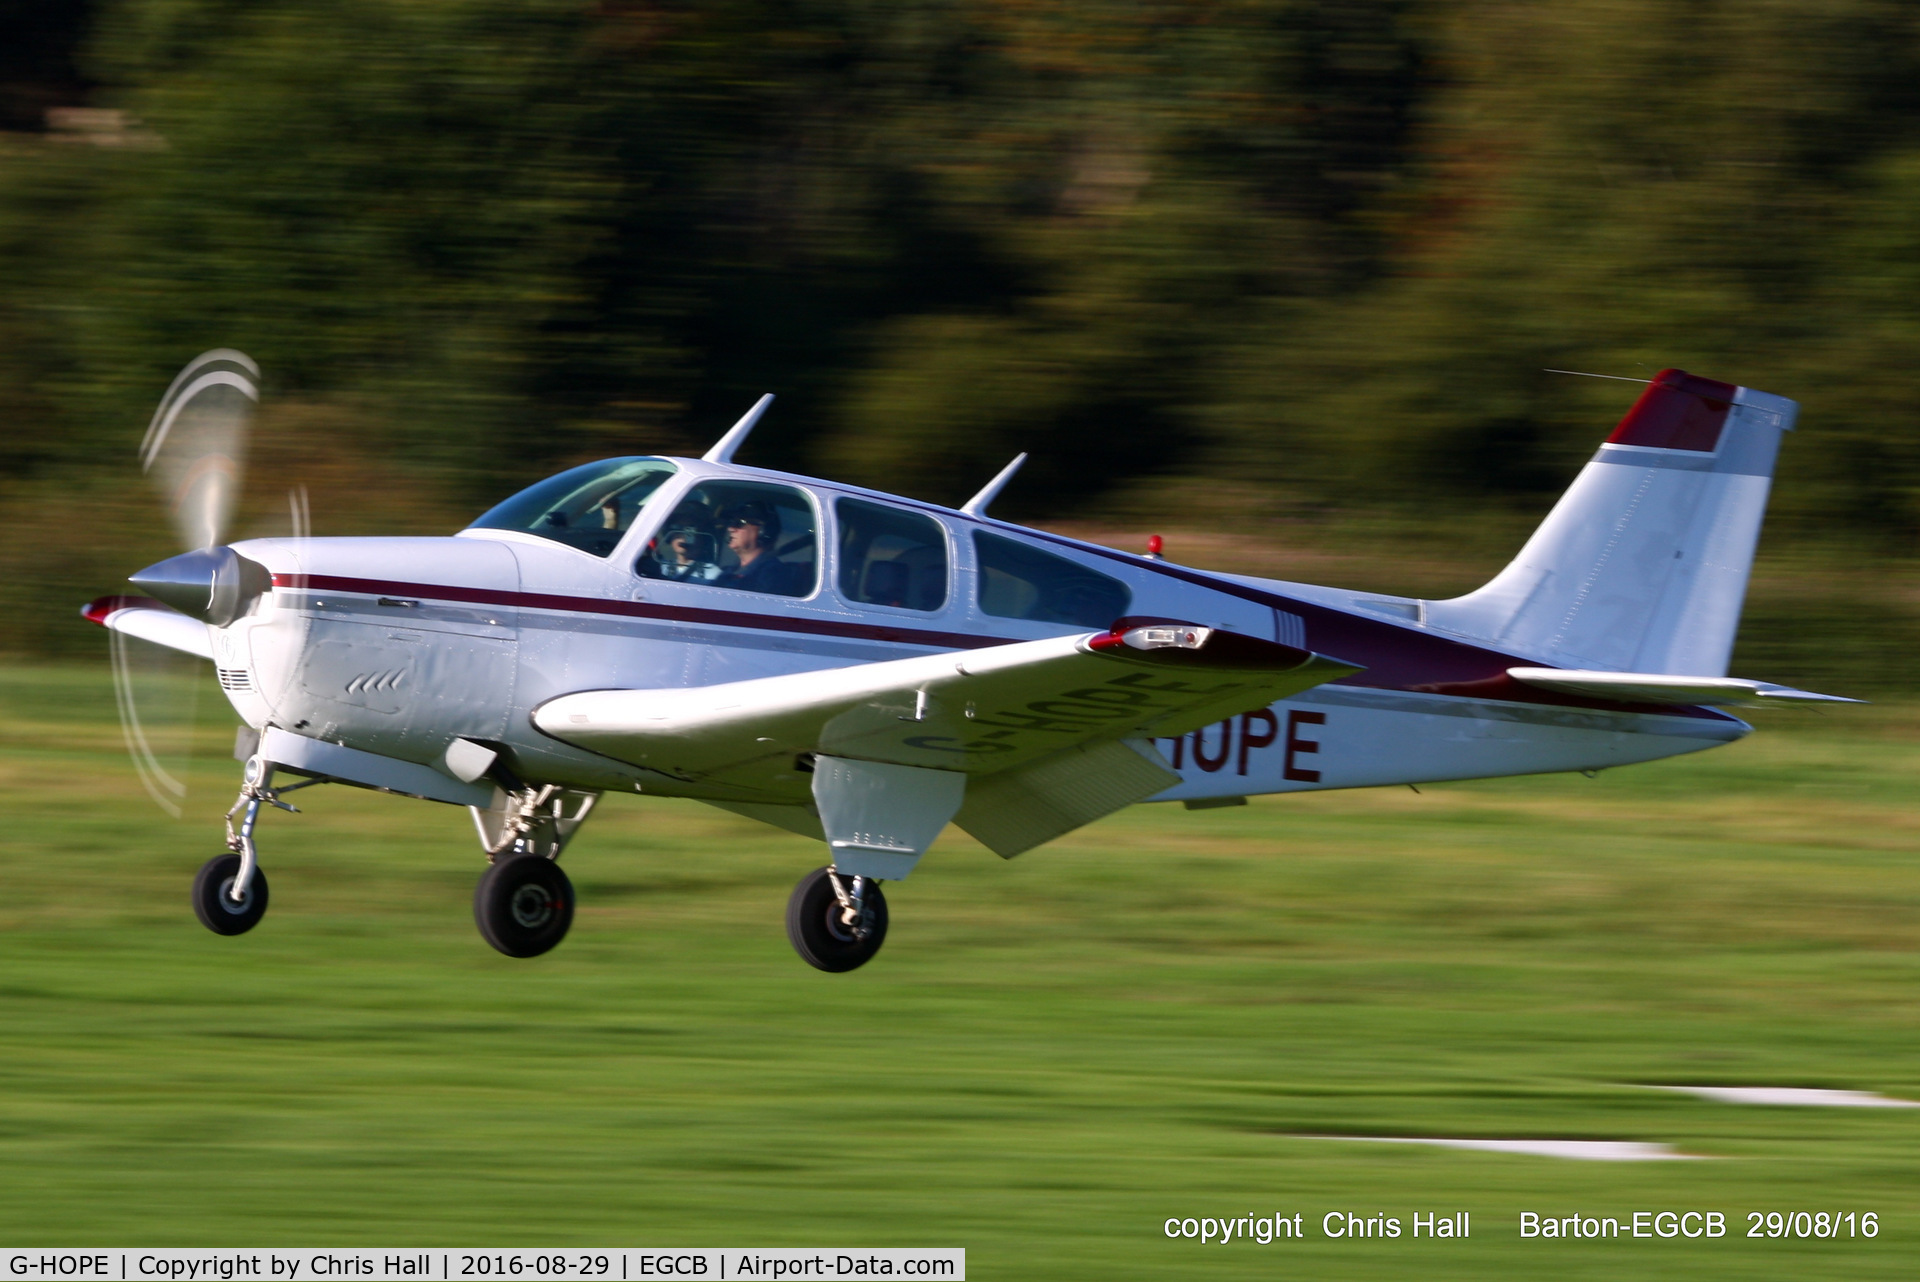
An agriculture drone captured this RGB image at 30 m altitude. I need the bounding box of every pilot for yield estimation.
[717,501,803,595]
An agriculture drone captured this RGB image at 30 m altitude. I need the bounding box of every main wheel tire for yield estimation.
[785,865,888,973]
[192,853,269,936]
[474,855,575,958]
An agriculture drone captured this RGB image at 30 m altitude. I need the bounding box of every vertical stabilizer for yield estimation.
[1422,370,1796,676]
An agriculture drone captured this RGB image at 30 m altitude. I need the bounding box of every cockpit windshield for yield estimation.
[467,458,677,557]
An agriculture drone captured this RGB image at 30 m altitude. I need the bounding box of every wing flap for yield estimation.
[954,737,1179,859]
[536,624,1360,797]
[702,799,826,841]
[1507,667,1861,706]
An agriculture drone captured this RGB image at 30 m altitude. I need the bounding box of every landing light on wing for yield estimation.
[1090,624,1211,651]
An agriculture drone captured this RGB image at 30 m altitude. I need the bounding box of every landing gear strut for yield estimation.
[786,865,889,972]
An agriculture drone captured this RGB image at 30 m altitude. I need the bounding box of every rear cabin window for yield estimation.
[836,498,949,612]
[637,480,818,598]
[973,531,1130,628]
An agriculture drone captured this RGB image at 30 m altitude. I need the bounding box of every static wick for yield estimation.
[1145,534,1164,561]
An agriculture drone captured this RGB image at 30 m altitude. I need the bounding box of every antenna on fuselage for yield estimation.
[1542,369,1652,384]
[960,452,1028,517]
[702,394,775,464]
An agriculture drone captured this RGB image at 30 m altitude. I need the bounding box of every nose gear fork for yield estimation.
[221,754,303,903]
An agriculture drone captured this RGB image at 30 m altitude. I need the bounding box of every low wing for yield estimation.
[536,624,1361,802]
[82,595,214,661]
[1507,667,1860,706]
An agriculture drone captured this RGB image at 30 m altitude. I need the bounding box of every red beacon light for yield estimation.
[1145,534,1164,560]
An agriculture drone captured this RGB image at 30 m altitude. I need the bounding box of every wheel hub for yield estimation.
[824,902,863,943]
[509,883,555,929]
[216,876,253,915]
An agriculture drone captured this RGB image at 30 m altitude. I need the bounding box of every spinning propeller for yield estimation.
[111,350,273,815]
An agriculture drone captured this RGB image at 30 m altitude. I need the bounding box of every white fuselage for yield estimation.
[214,458,1746,808]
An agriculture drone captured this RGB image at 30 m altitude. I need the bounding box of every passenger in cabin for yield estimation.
[656,525,720,582]
[717,501,805,596]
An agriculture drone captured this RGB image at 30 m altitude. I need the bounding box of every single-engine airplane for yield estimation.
[86,353,1851,970]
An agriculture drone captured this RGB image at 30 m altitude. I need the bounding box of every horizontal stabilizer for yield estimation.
[1507,668,1861,707]
[81,595,214,660]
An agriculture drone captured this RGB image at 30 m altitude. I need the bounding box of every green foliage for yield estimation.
[1221,0,1920,544]
[0,0,1916,660]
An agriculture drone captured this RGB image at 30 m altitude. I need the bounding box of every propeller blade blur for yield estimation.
[140,350,259,551]
[109,629,204,818]
[289,484,310,542]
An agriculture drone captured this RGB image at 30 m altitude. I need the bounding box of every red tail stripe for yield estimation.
[1606,368,1737,452]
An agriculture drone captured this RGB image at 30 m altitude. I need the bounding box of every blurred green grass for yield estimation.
[0,663,1916,1279]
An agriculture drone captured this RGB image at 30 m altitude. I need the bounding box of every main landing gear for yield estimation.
[474,855,574,957]
[470,784,598,958]
[786,865,889,973]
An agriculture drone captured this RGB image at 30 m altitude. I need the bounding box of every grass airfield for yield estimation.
[0,663,1916,1279]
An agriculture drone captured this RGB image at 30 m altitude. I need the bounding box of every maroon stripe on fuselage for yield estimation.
[275,573,1017,651]
[274,570,1733,722]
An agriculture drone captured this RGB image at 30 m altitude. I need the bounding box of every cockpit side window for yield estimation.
[637,480,818,598]
[467,458,677,558]
[974,531,1130,628]
[836,498,949,612]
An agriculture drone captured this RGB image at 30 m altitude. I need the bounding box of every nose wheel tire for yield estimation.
[475,855,575,958]
[786,865,888,973]
[192,853,269,936]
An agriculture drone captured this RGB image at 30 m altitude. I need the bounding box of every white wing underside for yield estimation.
[538,628,1359,859]
[87,599,214,660]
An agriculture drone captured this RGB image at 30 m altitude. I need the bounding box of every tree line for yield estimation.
[0,0,1915,661]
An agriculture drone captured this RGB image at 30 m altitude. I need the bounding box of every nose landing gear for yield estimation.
[786,865,889,972]
[194,753,316,937]
[192,852,269,935]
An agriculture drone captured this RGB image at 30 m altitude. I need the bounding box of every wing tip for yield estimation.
[81,594,167,626]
